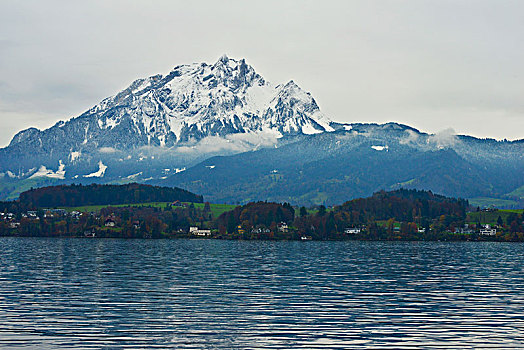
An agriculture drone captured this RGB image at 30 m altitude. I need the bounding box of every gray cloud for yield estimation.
[428,128,459,149]
[400,129,420,145]
[175,132,278,156]
[0,0,523,147]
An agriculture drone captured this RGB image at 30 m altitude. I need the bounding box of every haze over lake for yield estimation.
[1,238,523,348]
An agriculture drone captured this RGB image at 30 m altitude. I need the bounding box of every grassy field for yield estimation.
[375,220,402,228]
[66,202,237,218]
[468,197,519,208]
[0,177,58,201]
[66,202,171,213]
[190,203,238,218]
[506,185,524,199]
[467,209,523,225]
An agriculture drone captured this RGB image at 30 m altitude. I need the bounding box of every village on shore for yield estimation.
[1,186,523,241]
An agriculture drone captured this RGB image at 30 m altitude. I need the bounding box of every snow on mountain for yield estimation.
[70,151,81,162]
[84,54,332,145]
[29,160,66,179]
[83,161,107,178]
[1,55,522,204]
[0,55,336,186]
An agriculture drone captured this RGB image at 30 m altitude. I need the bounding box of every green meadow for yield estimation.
[66,202,237,219]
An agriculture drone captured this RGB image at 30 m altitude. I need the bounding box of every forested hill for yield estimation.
[18,183,203,208]
[337,189,469,222]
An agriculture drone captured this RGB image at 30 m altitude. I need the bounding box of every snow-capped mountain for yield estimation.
[0,55,334,188]
[30,54,331,147]
[86,54,333,145]
[0,56,522,205]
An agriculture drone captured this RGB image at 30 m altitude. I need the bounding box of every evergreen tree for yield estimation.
[300,206,307,217]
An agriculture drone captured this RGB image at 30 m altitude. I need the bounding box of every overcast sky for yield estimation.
[0,0,522,146]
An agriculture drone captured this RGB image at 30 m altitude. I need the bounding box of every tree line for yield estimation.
[2,188,523,241]
[18,183,203,207]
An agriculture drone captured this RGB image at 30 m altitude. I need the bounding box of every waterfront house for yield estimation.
[344,227,361,234]
[277,222,289,233]
[70,211,81,219]
[459,227,474,234]
[480,228,496,235]
[251,227,271,234]
[9,222,20,229]
[189,226,211,236]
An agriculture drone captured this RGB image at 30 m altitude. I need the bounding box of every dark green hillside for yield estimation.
[19,183,203,208]
[338,189,468,222]
[216,189,475,241]
[160,138,497,205]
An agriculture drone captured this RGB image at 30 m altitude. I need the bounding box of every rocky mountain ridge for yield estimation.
[0,56,522,205]
[1,55,334,183]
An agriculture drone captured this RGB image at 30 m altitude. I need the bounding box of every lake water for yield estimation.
[1,238,523,349]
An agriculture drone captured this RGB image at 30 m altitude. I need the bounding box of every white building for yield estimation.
[189,227,211,236]
[480,228,497,235]
[344,227,361,234]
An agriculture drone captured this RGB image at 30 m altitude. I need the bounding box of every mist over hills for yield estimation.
[1,56,522,206]
[157,123,524,206]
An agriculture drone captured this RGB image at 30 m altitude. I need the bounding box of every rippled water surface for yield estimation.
[1,238,524,349]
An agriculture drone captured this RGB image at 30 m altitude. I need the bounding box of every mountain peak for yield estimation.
[1,56,336,180]
[8,127,41,147]
[218,54,229,63]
